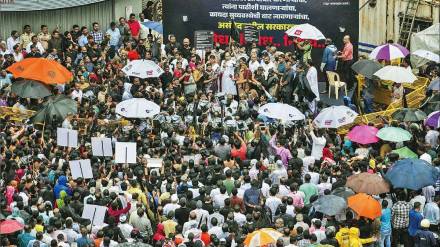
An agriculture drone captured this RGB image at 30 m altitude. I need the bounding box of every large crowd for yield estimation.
[0,10,440,247]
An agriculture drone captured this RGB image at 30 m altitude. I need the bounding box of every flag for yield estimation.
[230,19,240,42]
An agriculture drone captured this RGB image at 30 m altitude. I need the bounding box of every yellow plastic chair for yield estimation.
[326,71,348,99]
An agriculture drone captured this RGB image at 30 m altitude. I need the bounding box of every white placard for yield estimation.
[114,142,137,164]
[57,128,78,148]
[69,159,93,179]
[147,158,163,168]
[91,137,113,157]
[81,204,107,226]
[183,154,201,165]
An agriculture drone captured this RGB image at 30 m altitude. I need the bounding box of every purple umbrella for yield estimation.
[425,110,440,128]
[369,44,410,61]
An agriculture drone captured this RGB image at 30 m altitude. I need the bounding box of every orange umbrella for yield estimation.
[348,193,381,219]
[7,58,72,84]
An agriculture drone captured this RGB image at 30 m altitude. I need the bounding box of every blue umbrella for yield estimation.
[385,158,440,190]
[141,21,163,34]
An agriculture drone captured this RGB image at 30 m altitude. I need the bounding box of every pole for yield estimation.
[359,0,374,11]
[125,146,128,164]
[91,207,97,225]
[79,161,84,178]
[101,140,105,156]
[67,131,70,147]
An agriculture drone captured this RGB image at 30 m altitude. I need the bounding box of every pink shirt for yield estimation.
[341,42,353,61]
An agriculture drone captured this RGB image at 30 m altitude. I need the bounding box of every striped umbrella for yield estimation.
[244,228,283,247]
[369,44,409,61]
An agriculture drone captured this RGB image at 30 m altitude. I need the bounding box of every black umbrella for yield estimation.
[11,80,52,99]
[351,60,383,79]
[391,108,427,122]
[422,94,440,114]
[331,186,355,200]
[30,95,77,124]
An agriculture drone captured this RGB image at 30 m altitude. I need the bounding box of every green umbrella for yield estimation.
[11,80,52,99]
[392,146,418,159]
[30,95,77,124]
[376,127,412,142]
[391,108,427,122]
[351,59,383,79]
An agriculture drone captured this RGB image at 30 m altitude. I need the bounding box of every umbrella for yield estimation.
[331,187,355,200]
[427,78,439,91]
[347,125,379,145]
[351,60,383,79]
[7,58,72,84]
[346,172,390,195]
[258,103,305,121]
[116,242,153,247]
[348,193,382,219]
[313,106,358,128]
[30,95,77,124]
[376,127,412,142]
[285,23,325,40]
[141,21,163,34]
[391,108,427,122]
[422,94,440,114]
[392,146,418,159]
[312,195,347,216]
[424,110,440,128]
[412,49,440,63]
[11,80,52,99]
[122,59,164,79]
[373,66,417,83]
[369,43,409,61]
[116,98,160,118]
[0,219,24,234]
[244,228,283,247]
[385,158,440,190]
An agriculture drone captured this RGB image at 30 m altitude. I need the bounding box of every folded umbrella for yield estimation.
[258,103,305,121]
[7,58,72,84]
[11,79,52,99]
[424,110,440,128]
[313,106,358,128]
[30,95,77,124]
[312,195,347,216]
[116,98,160,119]
[351,60,383,79]
[0,219,24,234]
[391,108,427,122]
[376,127,412,142]
[392,146,418,159]
[346,172,390,195]
[385,158,440,190]
[348,193,382,219]
[331,187,355,200]
[373,66,417,84]
[347,125,379,145]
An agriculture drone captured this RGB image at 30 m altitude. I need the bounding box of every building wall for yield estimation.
[0,0,142,40]
[359,0,439,54]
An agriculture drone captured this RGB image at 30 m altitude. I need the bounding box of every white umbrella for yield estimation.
[258,103,305,121]
[313,105,358,128]
[122,59,164,79]
[285,23,325,40]
[116,98,160,118]
[412,49,440,63]
[373,66,418,83]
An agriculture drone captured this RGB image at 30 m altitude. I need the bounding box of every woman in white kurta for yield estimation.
[220,52,238,95]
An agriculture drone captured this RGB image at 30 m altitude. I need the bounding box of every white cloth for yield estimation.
[425,130,439,148]
[306,66,320,100]
[249,60,260,73]
[260,61,275,79]
[310,131,326,160]
[220,59,237,95]
[25,42,45,54]
[7,36,20,53]
[420,153,432,164]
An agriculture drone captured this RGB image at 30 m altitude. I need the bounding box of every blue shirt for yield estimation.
[78,35,88,47]
[380,208,392,232]
[106,28,121,47]
[423,202,440,225]
[243,187,260,206]
[76,236,93,247]
[18,233,35,247]
[408,209,423,236]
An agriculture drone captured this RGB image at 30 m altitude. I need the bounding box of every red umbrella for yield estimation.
[0,219,24,234]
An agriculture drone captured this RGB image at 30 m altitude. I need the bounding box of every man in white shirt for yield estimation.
[309,123,326,160]
[25,35,45,54]
[305,60,320,113]
[248,53,260,73]
[118,215,133,239]
[190,201,209,226]
[213,187,229,208]
[302,148,315,176]
[265,187,282,221]
[182,212,199,236]
[317,175,332,195]
[260,54,276,79]
[233,206,246,226]
[106,22,121,49]
[170,52,188,71]
[7,31,21,53]
[163,196,180,216]
[208,206,225,228]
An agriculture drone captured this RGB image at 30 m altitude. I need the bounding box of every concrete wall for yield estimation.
[359,0,439,54]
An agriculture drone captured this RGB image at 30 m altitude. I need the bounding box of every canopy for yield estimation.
[410,23,440,68]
